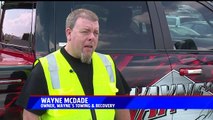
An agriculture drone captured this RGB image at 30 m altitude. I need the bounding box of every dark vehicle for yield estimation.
[0,1,213,120]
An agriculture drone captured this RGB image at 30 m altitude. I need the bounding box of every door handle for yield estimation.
[179,68,202,76]
[0,79,22,84]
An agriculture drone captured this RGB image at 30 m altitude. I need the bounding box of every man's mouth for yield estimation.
[84,45,93,48]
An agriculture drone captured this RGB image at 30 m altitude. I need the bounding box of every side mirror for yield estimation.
[175,39,197,50]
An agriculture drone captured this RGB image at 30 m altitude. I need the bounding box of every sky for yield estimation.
[3,9,35,38]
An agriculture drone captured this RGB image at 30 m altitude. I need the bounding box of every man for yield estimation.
[16,8,131,120]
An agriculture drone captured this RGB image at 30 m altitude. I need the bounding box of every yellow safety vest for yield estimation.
[36,49,118,120]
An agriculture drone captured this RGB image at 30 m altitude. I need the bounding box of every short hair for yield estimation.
[66,8,99,29]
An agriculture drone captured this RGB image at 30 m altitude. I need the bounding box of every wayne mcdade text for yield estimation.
[40,97,115,109]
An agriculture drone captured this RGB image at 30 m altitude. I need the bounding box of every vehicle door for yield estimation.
[156,1,213,120]
[0,1,35,119]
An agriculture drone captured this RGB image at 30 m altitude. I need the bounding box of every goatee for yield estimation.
[80,52,92,64]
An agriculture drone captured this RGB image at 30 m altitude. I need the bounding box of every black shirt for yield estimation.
[16,47,131,115]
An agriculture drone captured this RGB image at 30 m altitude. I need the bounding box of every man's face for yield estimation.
[68,17,99,63]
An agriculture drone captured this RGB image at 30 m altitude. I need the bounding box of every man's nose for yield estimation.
[88,33,96,41]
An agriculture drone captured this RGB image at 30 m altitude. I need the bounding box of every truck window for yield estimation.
[79,2,155,50]
[54,1,155,51]
[0,2,35,53]
[162,1,213,51]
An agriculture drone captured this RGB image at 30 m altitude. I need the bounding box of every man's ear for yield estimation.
[65,28,72,41]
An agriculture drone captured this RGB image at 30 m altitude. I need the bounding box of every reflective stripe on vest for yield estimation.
[46,54,60,89]
[46,52,115,89]
[96,53,115,83]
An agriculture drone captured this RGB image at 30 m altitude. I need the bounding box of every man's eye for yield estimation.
[94,32,99,36]
[81,31,89,34]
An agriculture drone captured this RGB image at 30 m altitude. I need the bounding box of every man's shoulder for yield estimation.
[94,52,111,58]
[37,49,62,62]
